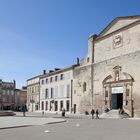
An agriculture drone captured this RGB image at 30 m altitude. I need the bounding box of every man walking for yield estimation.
[91,109,95,119]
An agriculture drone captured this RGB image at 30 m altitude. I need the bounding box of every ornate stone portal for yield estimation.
[102,66,134,117]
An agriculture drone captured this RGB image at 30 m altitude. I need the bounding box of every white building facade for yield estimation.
[40,66,77,113]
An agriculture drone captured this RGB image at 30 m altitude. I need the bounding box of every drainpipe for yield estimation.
[71,80,73,113]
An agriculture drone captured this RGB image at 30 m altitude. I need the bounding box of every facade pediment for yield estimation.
[103,72,134,85]
[103,66,134,84]
[99,16,140,37]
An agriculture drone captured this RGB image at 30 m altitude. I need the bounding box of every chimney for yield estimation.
[13,80,16,88]
[43,70,46,75]
[55,68,60,71]
[49,70,54,73]
[77,57,79,65]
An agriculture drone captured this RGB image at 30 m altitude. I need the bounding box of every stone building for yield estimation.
[73,15,140,117]
[0,79,16,110]
[40,65,78,113]
[14,86,27,111]
[27,75,41,112]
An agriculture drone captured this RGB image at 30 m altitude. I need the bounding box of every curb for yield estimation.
[47,119,67,124]
[0,120,66,130]
[0,125,33,130]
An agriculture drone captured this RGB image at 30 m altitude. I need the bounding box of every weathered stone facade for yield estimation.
[73,16,140,117]
[73,65,92,114]
[0,79,16,110]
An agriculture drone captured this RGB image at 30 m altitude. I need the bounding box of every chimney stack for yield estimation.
[43,70,46,75]
[77,57,79,65]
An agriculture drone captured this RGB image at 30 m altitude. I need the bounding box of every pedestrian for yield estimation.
[91,109,95,119]
[95,109,99,119]
[62,108,65,117]
[22,105,26,117]
[42,111,44,116]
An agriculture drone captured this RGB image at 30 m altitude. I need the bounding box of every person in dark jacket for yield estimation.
[91,109,95,119]
[95,109,99,119]
[62,108,65,117]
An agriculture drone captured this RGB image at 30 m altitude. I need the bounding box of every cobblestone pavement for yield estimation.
[0,113,140,140]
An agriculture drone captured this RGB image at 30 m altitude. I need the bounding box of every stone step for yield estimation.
[100,110,122,119]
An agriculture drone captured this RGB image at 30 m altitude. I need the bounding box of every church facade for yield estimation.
[73,16,140,117]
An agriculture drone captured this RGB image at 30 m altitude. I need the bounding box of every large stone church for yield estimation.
[72,15,140,117]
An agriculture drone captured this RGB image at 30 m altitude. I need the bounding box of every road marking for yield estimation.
[76,123,80,127]
[44,130,50,133]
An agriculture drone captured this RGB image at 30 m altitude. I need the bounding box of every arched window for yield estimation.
[83,82,86,92]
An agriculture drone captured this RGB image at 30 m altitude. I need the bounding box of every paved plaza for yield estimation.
[0,116,66,129]
[0,112,140,140]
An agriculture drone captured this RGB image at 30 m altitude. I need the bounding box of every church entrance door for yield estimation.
[112,93,123,109]
[112,87,123,109]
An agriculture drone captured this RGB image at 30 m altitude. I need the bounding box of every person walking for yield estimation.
[95,109,99,119]
[62,108,65,117]
[22,105,26,117]
[91,109,95,119]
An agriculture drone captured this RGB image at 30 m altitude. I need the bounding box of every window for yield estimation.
[31,87,34,93]
[46,78,48,84]
[60,100,63,111]
[50,77,53,83]
[41,101,44,110]
[55,76,58,81]
[83,82,86,92]
[60,74,64,80]
[51,88,54,98]
[46,101,48,110]
[41,80,44,85]
[54,101,58,111]
[66,100,70,111]
[49,101,52,111]
[45,89,49,99]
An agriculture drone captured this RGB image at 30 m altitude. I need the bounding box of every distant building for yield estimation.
[0,79,16,110]
[27,75,41,112]
[14,86,27,111]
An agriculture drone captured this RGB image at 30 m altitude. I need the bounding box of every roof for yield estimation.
[27,74,42,81]
[40,64,79,79]
[98,15,140,37]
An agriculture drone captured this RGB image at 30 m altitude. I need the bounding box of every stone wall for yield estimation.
[94,23,140,63]
[73,65,92,114]
[93,50,140,117]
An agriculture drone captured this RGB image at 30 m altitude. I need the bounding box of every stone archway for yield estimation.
[102,66,134,117]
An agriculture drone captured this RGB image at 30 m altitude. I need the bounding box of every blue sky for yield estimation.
[0,0,140,88]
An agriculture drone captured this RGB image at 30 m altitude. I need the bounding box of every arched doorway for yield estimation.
[102,66,134,116]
